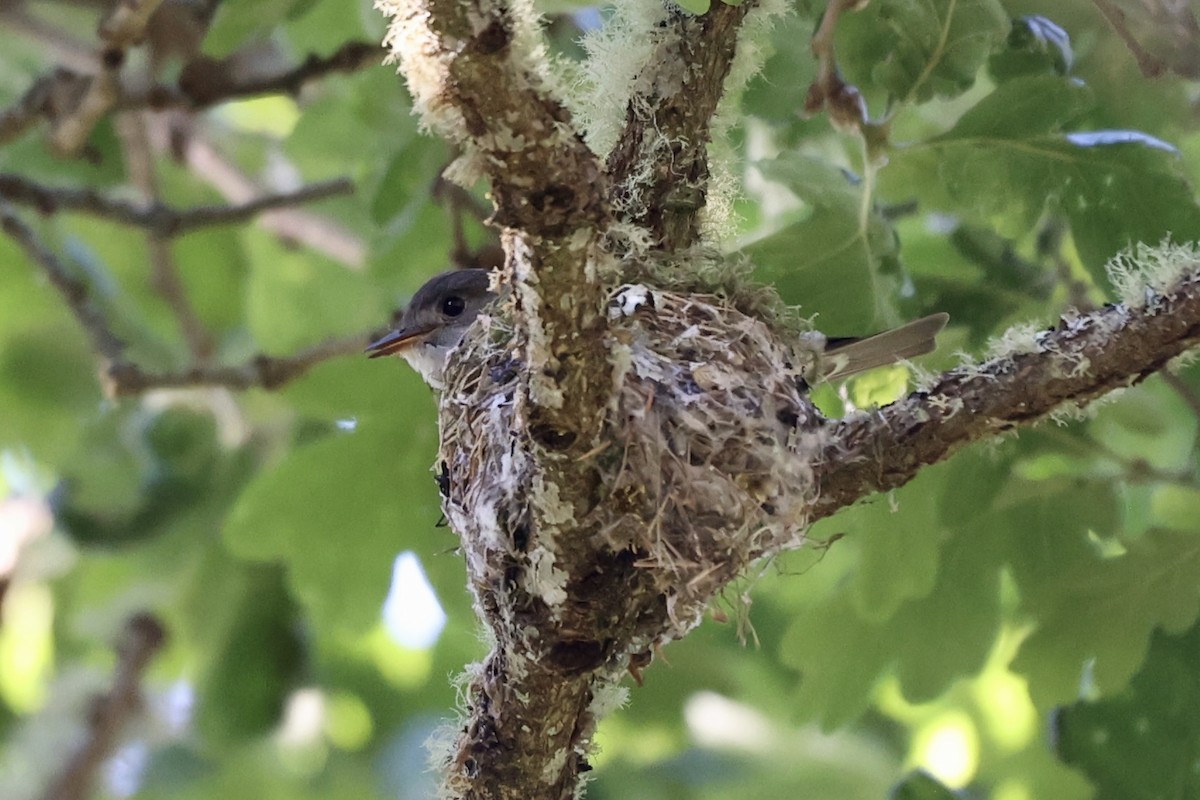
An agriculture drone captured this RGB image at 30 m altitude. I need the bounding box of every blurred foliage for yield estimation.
[2,0,1200,798]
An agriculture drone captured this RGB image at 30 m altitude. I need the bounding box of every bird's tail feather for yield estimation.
[822,312,950,380]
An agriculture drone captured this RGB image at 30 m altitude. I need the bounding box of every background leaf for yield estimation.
[3,1,1200,798]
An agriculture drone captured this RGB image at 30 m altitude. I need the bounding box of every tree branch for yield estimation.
[0,68,91,149]
[0,173,355,237]
[149,119,365,269]
[804,0,871,132]
[104,333,369,396]
[430,242,1200,800]
[604,1,753,249]
[0,26,376,148]
[0,7,99,74]
[0,198,126,361]
[115,109,217,360]
[124,40,382,110]
[379,0,614,458]
[40,612,167,800]
[47,0,166,156]
[810,264,1200,521]
[1090,0,1200,79]
[377,0,605,235]
[375,4,788,797]
[2,195,367,396]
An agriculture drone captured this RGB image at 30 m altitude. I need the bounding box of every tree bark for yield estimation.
[376,1,1200,797]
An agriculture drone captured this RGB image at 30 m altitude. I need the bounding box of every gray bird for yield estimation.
[367,268,948,387]
[366,269,497,387]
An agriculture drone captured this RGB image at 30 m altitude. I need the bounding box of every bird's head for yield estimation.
[366,268,497,387]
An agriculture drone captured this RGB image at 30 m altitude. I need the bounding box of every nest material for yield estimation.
[603,285,826,573]
[437,282,829,655]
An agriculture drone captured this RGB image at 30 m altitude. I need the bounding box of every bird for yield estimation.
[366,268,497,388]
[367,268,948,388]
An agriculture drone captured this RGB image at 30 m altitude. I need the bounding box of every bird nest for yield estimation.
[437,281,829,648]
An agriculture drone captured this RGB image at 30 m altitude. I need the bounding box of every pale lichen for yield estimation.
[569,0,671,158]
[1107,239,1200,308]
[700,0,789,239]
[983,321,1044,360]
[525,545,569,608]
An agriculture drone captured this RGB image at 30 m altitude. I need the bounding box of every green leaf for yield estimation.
[836,0,1009,104]
[224,420,441,634]
[1055,621,1200,800]
[1150,485,1200,533]
[0,329,101,465]
[368,139,444,228]
[285,0,371,52]
[1013,527,1200,709]
[281,351,433,423]
[243,231,384,352]
[782,494,1002,722]
[172,229,249,336]
[748,154,898,331]
[1000,478,1120,605]
[1088,379,1198,473]
[844,466,949,622]
[938,448,1014,525]
[890,771,959,800]
[674,0,711,14]
[53,407,148,542]
[196,565,304,744]
[988,15,1075,82]
[781,591,892,728]
[885,76,1200,280]
[936,74,1093,139]
[742,13,820,124]
[203,0,300,58]
[889,527,1000,701]
[54,407,252,549]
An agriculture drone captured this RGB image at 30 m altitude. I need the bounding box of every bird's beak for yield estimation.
[365,325,435,358]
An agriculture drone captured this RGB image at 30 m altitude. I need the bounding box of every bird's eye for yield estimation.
[441,296,466,317]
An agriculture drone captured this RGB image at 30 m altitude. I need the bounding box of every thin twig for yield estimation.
[148,118,365,268]
[100,0,168,44]
[432,172,501,268]
[3,191,369,396]
[1091,0,1169,77]
[0,69,90,148]
[0,36,377,147]
[1034,424,1200,488]
[105,333,371,396]
[40,613,167,800]
[125,40,381,110]
[47,0,166,156]
[805,0,871,131]
[116,110,216,360]
[0,7,99,74]
[0,198,126,360]
[161,178,356,234]
[0,173,355,238]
